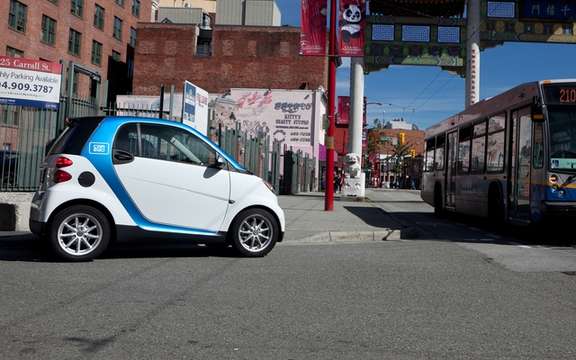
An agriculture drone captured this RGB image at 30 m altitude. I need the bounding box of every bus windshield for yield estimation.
[548,106,576,172]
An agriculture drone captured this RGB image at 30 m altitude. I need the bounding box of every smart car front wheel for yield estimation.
[231,209,278,257]
[49,205,111,261]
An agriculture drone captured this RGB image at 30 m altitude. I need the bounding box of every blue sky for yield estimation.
[276,0,576,129]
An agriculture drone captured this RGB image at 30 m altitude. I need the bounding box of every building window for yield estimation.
[6,46,24,58]
[129,27,137,47]
[115,0,124,7]
[132,0,140,17]
[112,50,121,61]
[113,17,122,40]
[94,4,105,30]
[8,0,27,33]
[91,40,102,65]
[71,0,83,17]
[68,28,82,57]
[41,15,57,45]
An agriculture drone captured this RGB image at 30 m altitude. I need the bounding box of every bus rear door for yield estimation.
[508,107,532,221]
[445,131,458,208]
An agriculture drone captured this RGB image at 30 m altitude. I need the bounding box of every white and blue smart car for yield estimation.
[29,116,285,261]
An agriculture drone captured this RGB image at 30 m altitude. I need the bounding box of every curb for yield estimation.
[283,227,420,245]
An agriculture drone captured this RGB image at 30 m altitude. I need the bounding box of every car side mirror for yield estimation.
[210,155,226,169]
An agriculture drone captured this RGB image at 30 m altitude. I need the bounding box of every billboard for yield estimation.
[0,56,62,109]
[339,0,365,57]
[213,89,318,156]
[300,0,328,56]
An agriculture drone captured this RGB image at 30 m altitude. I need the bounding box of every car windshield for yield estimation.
[548,106,576,172]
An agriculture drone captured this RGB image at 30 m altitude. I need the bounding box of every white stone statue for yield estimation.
[345,153,362,179]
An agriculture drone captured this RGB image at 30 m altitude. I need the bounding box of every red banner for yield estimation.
[337,96,366,125]
[339,0,365,57]
[300,0,327,56]
[337,96,350,125]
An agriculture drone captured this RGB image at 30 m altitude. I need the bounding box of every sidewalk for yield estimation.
[1,192,419,244]
[279,192,417,244]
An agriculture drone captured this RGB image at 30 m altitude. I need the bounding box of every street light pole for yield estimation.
[325,0,337,211]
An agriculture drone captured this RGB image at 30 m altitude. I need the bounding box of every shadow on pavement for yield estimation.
[383,210,576,248]
[0,236,240,263]
[344,206,400,229]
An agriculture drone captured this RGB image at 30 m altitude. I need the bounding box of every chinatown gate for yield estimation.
[344,0,576,196]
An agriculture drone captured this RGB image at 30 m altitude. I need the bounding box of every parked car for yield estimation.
[30,116,285,261]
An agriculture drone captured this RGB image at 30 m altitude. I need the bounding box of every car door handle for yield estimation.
[113,149,135,164]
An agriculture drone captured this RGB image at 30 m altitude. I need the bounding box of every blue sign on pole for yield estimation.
[521,0,576,21]
[182,81,196,126]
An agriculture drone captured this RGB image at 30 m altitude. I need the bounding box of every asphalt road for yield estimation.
[1,191,575,359]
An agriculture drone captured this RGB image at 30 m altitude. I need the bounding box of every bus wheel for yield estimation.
[434,186,444,216]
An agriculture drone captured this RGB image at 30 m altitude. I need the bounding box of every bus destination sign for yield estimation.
[543,84,576,105]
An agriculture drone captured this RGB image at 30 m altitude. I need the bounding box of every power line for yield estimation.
[414,76,456,111]
[407,69,443,108]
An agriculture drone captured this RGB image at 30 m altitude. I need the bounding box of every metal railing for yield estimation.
[0,95,98,192]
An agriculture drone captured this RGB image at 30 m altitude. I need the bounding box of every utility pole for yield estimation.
[324,0,337,211]
[465,0,480,108]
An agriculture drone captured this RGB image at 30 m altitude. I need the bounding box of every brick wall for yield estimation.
[0,0,152,93]
[133,24,328,94]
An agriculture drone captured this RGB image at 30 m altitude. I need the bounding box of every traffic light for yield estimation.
[398,132,406,145]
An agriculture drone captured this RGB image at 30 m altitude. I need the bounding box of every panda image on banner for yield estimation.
[341,3,362,43]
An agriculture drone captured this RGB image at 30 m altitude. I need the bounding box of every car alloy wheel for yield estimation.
[238,214,273,253]
[57,213,103,256]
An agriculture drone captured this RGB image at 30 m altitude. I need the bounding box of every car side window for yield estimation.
[113,123,139,155]
[139,124,216,166]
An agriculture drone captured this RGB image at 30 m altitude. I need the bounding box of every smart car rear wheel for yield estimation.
[49,205,111,261]
[231,209,278,257]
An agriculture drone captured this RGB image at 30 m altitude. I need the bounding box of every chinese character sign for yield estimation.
[521,0,575,21]
[300,0,327,56]
[339,0,366,57]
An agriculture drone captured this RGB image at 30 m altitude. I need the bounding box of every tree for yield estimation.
[391,141,412,183]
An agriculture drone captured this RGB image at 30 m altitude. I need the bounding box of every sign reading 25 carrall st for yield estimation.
[0,56,62,110]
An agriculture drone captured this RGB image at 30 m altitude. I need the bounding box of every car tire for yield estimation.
[49,205,111,261]
[230,208,279,257]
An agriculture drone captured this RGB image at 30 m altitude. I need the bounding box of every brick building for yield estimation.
[367,128,425,156]
[1,0,152,98]
[133,23,327,95]
[366,127,425,188]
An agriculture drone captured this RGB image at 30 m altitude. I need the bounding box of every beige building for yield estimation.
[159,0,216,12]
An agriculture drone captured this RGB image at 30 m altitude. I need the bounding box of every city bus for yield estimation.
[421,80,576,224]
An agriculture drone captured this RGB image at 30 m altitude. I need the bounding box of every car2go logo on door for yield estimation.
[89,142,110,155]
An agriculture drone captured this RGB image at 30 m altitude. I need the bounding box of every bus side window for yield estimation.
[425,138,435,172]
[435,135,446,171]
[487,113,506,173]
[471,121,487,173]
[458,127,472,173]
[533,122,544,169]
